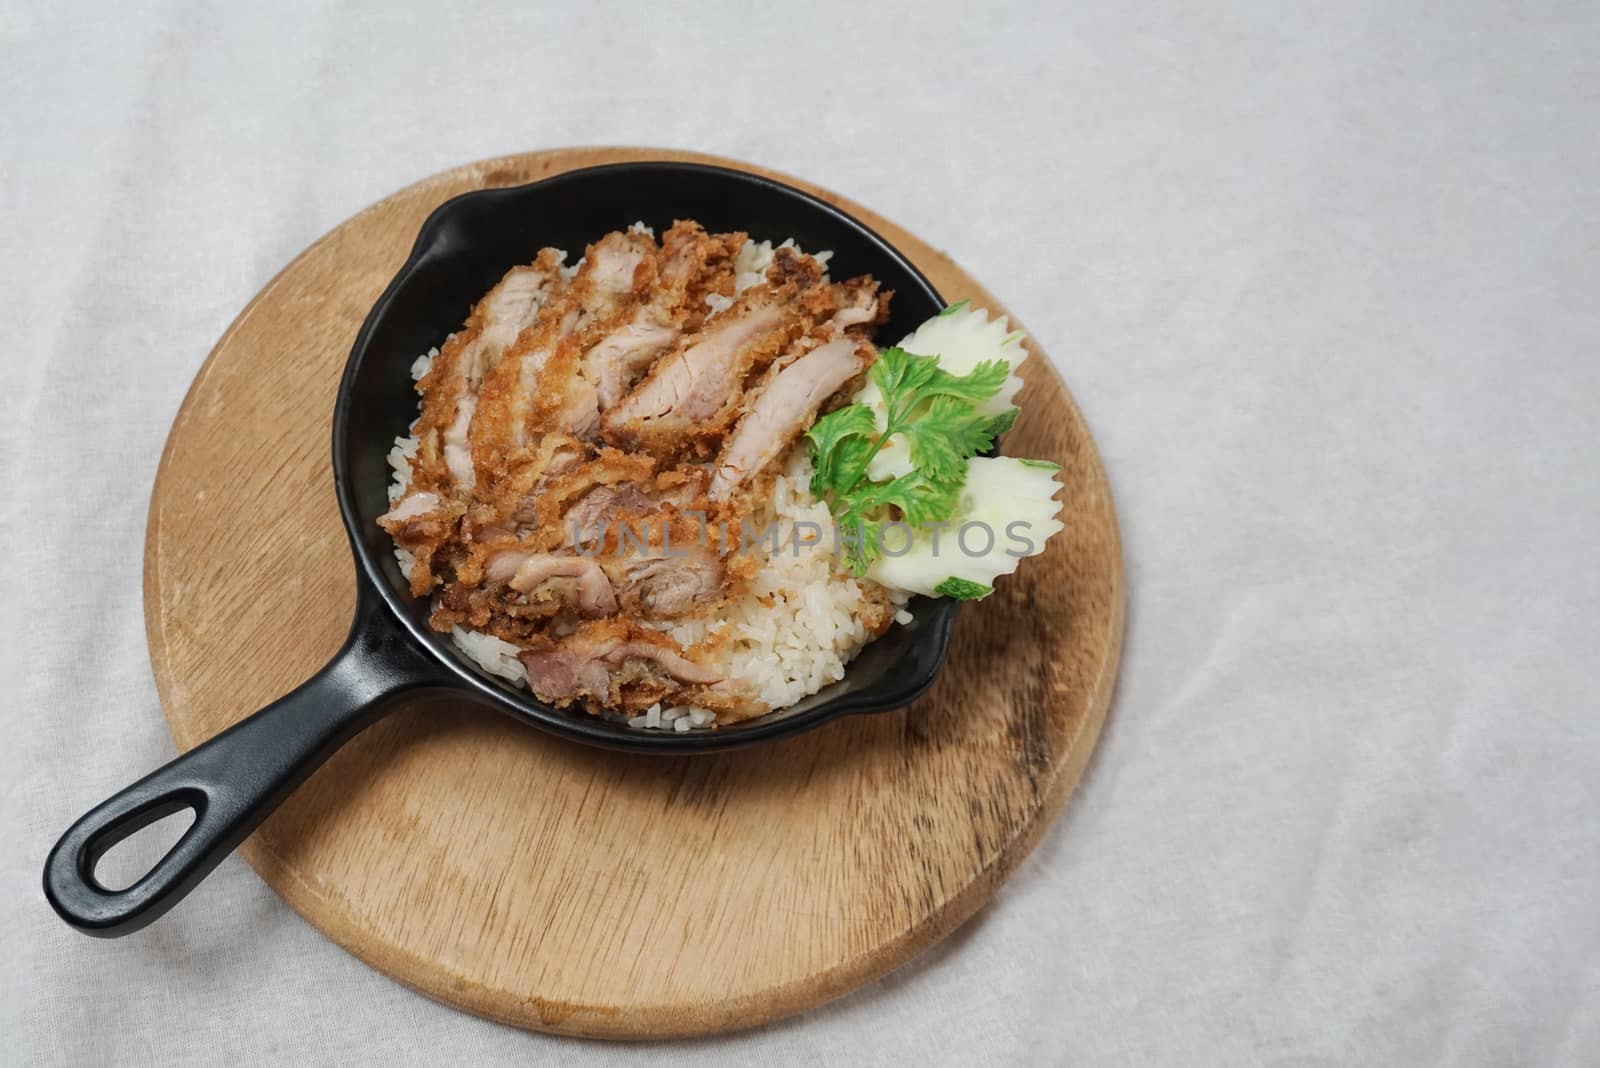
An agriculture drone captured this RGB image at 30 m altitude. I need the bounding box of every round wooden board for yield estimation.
[145,147,1125,1038]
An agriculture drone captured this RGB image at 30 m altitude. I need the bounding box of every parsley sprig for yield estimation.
[805,346,1015,574]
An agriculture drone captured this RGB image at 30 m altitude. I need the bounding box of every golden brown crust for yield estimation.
[597,260,838,462]
[663,220,745,334]
[391,223,881,719]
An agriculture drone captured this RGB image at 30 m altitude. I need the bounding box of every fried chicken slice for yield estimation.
[470,230,656,488]
[600,247,833,461]
[583,221,744,412]
[708,336,871,502]
[703,274,886,509]
[380,253,566,592]
[517,619,757,716]
[390,226,877,722]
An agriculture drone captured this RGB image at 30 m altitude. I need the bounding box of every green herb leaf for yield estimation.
[902,395,1000,481]
[805,336,1022,577]
[848,469,963,528]
[922,359,1008,404]
[861,348,1012,483]
[827,469,966,576]
[934,577,993,600]
[806,404,878,497]
[986,408,1019,439]
[868,347,943,416]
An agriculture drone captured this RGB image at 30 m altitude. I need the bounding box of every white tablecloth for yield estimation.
[6,2,1597,1064]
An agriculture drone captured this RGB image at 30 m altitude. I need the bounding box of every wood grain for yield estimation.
[144,147,1125,1038]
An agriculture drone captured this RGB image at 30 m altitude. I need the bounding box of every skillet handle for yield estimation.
[44,590,445,937]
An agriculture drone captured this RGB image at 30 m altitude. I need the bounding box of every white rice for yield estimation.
[449,625,528,684]
[388,238,905,731]
[413,447,906,730]
[647,448,908,713]
[706,238,833,318]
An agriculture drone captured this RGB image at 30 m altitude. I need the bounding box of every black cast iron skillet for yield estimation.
[44,162,957,937]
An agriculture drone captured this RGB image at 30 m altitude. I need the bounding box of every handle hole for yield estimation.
[92,806,198,892]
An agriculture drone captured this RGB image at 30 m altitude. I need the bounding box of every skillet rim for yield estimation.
[332,160,959,753]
